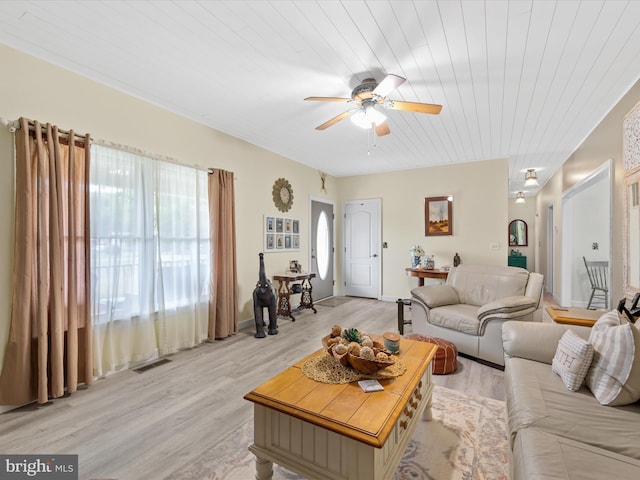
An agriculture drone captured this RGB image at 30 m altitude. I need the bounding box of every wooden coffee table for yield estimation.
[545,306,602,327]
[244,336,437,480]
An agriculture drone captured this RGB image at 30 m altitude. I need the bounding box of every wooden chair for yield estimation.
[583,257,609,309]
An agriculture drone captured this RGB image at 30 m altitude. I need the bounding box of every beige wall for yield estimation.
[0,119,14,369]
[336,158,510,299]
[536,78,640,304]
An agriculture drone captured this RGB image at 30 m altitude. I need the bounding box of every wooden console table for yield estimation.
[405,267,449,286]
[244,336,437,480]
[545,306,602,327]
[272,272,317,321]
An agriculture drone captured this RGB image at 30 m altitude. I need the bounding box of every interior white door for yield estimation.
[310,199,334,301]
[546,203,554,297]
[343,199,381,298]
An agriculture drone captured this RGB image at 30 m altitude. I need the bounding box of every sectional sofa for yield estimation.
[502,316,640,479]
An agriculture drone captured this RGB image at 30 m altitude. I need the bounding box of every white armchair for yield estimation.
[410,265,544,367]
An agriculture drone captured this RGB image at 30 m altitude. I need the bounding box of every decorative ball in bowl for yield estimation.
[322,327,395,374]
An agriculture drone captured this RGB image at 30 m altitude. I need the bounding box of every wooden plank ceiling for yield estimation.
[1,0,639,196]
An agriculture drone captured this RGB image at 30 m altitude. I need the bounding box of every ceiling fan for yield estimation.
[304,74,442,136]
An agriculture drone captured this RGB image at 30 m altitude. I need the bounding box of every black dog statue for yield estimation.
[253,252,278,338]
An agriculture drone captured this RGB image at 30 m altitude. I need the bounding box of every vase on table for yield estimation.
[411,255,422,268]
[424,255,435,270]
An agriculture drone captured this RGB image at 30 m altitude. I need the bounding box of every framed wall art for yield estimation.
[425,196,453,236]
[264,215,300,252]
[623,100,640,297]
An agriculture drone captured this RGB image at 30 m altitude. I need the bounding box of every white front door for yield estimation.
[343,199,381,298]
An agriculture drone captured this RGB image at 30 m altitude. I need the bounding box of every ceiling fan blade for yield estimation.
[386,100,442,115]
[304,96,350,102]
[375,122,390,136]
[373,74,406,97]
[315,110,352,130]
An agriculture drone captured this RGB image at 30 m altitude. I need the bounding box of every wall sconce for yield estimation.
[524,169,539,187]
[515,191,526,204]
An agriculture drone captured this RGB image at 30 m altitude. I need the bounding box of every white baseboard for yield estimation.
[380,296,400,303]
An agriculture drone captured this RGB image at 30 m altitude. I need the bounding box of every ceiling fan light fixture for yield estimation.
[350,105,387,129]
[524,168,539,187]
[515,191,526,204]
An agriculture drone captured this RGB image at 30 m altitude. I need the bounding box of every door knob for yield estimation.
[372,254,378,257]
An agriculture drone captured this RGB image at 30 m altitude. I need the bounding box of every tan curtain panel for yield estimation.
[208,169,238,339]
[0,118,92,405]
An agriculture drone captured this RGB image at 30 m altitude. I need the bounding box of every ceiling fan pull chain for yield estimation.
[372,123,377,149]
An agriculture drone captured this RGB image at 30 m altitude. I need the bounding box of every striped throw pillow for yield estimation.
[552,330,594,391]
[585,310,640,406]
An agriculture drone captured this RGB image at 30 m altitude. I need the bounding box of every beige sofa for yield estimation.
[503,321,640,479]
[410,265,544,366]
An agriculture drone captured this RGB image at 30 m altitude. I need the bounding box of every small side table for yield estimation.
[405,267,449,287]
[545,306,602,327]
[272,272,317,321]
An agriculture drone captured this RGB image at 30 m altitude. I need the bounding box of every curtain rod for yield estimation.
[7,118,235,178]
[13,117,91,146]
[93,138,210,173]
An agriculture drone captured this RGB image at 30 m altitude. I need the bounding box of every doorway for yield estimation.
[560,160,612,308]
[342,199,381,299]
[546,203,554,298]
[310,199,335,301]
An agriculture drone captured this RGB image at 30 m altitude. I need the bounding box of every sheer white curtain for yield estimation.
[90,145,209,376]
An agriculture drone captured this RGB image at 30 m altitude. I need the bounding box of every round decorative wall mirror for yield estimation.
[509,219,528,246]
[272,178,294,212]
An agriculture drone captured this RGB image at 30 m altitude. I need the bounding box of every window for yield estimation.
[90,144,209,368]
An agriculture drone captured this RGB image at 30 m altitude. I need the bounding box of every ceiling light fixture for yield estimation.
[515,192,526,204]
[524,168,539,187]
[350,105,387,129]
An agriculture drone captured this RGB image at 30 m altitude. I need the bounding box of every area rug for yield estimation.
[314,296,352,307]
[177,385,509,480]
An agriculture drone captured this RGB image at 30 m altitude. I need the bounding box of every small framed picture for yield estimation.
[425,196,453,236]
[276,218,284,233]
[292,235,299,248]
[285,235,292,249]
[285,219,292,233]
[265,234,274,250]
[276,234,284,249]
[266,217,275,232]
[293,220,299,234]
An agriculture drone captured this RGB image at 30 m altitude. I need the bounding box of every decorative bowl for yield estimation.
[347,352,395,374]
[321,335,394,373]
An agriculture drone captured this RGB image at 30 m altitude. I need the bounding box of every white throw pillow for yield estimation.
[552,330,594,391]
[585,310,640,406]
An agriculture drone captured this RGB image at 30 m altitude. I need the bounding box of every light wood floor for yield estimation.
[0,297,505,480]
